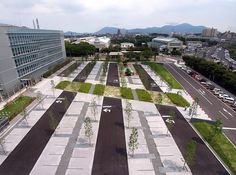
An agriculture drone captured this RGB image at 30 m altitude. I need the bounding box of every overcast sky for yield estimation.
[0,0,236,33]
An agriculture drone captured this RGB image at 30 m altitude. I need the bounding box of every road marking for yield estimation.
[199,89,205,95]
[167,64,213,105]
[222,127,236,130]
[223,108,233,117]
[103,105,112,108]
[103,108,111,113]
[219,111,229,119]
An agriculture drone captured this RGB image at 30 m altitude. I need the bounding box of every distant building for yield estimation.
[72,36,110,50]
[117,29,121,36]
[148,37,183,51]
[121,42,134,49]
[186,41,202,49]
[0,24,66,98]
[201,28,218,38]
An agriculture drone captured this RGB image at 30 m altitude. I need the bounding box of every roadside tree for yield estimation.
[84,117,93,145]
[90,98,98,121]
[128,127,139,157]
[124,100,133,128]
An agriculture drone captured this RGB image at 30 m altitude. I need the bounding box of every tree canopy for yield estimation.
[65,41,96,57]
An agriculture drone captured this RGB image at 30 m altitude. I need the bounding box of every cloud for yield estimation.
[0,0,235,32]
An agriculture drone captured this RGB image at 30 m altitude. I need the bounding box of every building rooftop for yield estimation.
[152,37,180,43]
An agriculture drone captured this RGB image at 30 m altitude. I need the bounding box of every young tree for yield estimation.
[156,93,162,104]
[128,128,139,157]
[121,77,127,87]
[84,117,93,145]
[0,137,6,154]
[48,111,58,134]
[50,80,55,97]
[90,97,98,121]
[21,107,28,124]
[36,91,44,109]
[183,140,197,170]
[166,111,175,136]
[209,119,223,143]
[124,100,133,128]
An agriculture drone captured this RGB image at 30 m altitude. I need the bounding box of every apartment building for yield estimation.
[0,24,66,98]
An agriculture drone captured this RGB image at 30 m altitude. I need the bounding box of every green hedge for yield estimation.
[136,89,152,102]
[0,96,34,121]
[93,84,105,95]
[166,93,190,107]
[120,87,134,100]
[43,59,71,78]
[55,81,71,90]
[79,83,92,93]
[143,62,182,89]
[193,122,236,174]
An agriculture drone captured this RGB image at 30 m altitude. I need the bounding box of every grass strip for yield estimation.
[136,89,152,102]
[120,87,134,100]
[93,84,105,96]
[193,122,236,174]
[79,83,92,93]
[166,93,190,107]
[144,62,182,89]
[0,96,34,121]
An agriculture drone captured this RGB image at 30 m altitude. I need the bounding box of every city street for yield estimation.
[165,63,236,145]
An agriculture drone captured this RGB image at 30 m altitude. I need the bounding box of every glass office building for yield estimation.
[0,24,66,99]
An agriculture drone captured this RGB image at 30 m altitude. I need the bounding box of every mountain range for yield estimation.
[64,23,206,36]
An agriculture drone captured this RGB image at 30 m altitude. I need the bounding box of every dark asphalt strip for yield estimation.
[133,64,162,92]
[0,91,76,175]
[156,104,229,175]
[92,97,129,175]
[73,62,95,82]
[106,63,120,87]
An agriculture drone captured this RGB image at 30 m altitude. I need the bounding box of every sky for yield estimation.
[0,0,236,33]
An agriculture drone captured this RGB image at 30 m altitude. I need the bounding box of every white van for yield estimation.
[223,97,235,104]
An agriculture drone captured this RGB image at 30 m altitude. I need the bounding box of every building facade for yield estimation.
[201,28,218,38]
[148,37,183,51]
[121,42,135,49]
[0,24,66,98]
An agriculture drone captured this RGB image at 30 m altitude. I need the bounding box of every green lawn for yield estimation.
[136,89,152,102]
[0,96,34,121]
[55,81,71,89]
[78,83,92,93]
[144,62,182,89]
[120,87,134,100]
[193,122,236,174]
[166,93,190,107]
[93,84,105,96]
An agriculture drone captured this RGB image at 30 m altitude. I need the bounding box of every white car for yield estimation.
[218,93,229,99]
[223,97,235,104]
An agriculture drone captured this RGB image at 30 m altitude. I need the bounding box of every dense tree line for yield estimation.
[111,35,154,46]
[65,42,96,57]
[183,56,236,95]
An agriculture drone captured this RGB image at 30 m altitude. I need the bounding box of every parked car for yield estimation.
[218,93,229,99]
[207,84,215,90]
[187,69,192,74]
[195,75,203,81]
[223,96,235,104]
[214,89,223,95]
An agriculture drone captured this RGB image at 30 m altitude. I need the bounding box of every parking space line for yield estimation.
[219,111,229,120]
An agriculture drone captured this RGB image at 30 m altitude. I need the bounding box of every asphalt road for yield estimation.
[0,91,76,175]
[156,104,229,175]
[106,63,120,87]
[133,64,162,92]
[165,63,236,145]
[92,97,128,175]
[73,62,95,82]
